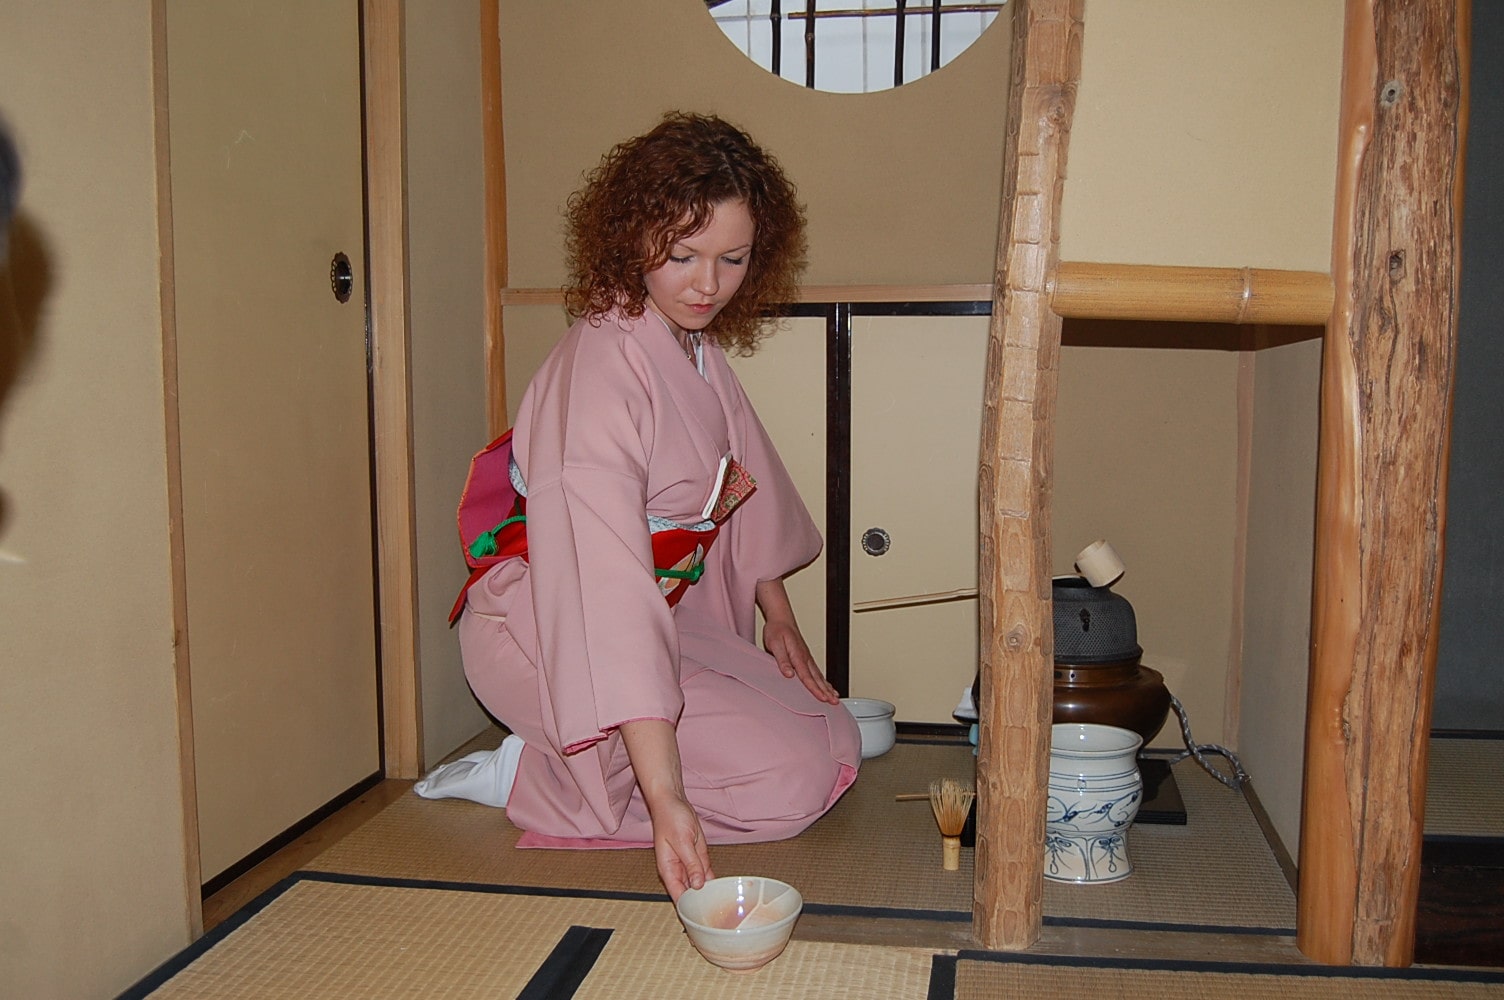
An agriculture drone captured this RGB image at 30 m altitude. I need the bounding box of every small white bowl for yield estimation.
[841,697,896,759]
[675,875,803,972]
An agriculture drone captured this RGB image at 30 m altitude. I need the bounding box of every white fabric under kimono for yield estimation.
[456,309,861,847]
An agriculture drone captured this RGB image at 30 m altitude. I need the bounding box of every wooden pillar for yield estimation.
[363,0,423,779]
[1299,0,1470,967]
[480,0,509,436]
[974,0,1082,950]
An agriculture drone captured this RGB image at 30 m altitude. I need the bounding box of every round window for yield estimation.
[705,0,1007,94]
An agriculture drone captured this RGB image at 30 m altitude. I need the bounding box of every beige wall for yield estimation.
[405,1,493,765]
[1240,335,1324,859]
[497,0,1012,302]
[1053,342,1241,749]
[0,4,192,997]
[1064,0,1344,272]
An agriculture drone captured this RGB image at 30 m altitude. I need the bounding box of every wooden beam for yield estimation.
[974,0,1082,950]
[363,0,423,779]
[1051,262,1333,326]
[797,283,993,303]
[1299,0,1470,967]
[480,0,508,437]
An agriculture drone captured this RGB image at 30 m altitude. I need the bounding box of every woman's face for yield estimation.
[643,199,755,336]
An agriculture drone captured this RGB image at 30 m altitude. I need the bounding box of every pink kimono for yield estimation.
[456,309,861,847]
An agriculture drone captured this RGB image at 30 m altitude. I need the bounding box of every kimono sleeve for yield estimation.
[518,329,686,754]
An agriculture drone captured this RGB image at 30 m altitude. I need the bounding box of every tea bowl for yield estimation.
[841,697,896,759]
[674,875,803,972]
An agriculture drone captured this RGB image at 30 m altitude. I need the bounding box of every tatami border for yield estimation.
[926,948,1504,999]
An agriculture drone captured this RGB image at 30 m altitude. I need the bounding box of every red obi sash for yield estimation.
[449,430,756,622]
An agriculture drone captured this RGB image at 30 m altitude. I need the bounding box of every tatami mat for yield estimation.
[308,733,1296,933]
[127,874,1503,999]
[942,952,1504,998]
[123,874,936,999]
[1426,737,1504,840]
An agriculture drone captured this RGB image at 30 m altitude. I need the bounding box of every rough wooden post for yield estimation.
[975,0,1083,950]
[1299,0,1470,967]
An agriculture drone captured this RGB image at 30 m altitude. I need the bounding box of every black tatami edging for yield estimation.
[515,925,614,1000]
[926,947,1504,998]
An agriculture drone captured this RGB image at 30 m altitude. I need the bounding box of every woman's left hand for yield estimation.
[763,617,840,704]
[757,578,840,705]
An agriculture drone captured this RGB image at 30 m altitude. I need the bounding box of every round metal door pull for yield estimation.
[861,527,891,557]
[330,251,354,303]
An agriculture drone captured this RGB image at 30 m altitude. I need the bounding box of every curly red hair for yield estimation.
[563,112,807,355]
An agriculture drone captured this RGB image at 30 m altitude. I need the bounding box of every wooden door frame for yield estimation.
[363,0,423,784]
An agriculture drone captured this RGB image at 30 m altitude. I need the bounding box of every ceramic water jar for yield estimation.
[1045,722,1143,884]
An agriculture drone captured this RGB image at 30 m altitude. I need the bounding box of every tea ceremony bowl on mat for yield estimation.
[674,875,804,972]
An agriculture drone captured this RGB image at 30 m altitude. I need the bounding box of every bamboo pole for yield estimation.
[506,267,1332,323]
[974,0,1082,950]
[1299,0,1470,967]
[481,0,508,437]
[1050,262,1333,326]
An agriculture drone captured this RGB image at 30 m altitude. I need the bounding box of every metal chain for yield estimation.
[1165,693,1249,790]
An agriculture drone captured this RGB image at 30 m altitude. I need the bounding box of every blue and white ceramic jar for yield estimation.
[1044,722,1143,884]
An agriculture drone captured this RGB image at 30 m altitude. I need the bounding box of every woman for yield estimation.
[427,112,861,900]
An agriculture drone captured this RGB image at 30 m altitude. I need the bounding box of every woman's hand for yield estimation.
[647,793,713,901]
[757,579,841,705]
[618,719,714,901]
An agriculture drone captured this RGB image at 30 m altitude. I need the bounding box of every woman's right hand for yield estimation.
[618,718,714,901]
[647,793,714,901]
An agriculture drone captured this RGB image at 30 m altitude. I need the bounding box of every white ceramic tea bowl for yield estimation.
[675,875,804,972]
[840,697,896,759]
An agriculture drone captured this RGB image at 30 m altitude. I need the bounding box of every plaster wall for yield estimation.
[1063,0,1344,272]
[497,0,1013,295]
[405,0,494,765]
[1241,335,1323,860]
[0,4,192,996]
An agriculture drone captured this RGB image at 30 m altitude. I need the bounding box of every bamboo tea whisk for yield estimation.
[929,779,975,871]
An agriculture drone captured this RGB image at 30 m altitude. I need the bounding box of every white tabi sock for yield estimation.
[413,733,524,808]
